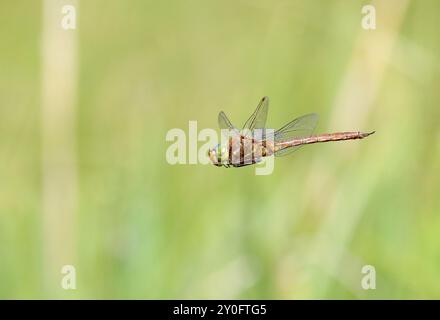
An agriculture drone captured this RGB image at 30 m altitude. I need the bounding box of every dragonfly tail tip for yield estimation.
[362,131,375,138]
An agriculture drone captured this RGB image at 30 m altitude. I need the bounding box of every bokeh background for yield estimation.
[1,0,439,299]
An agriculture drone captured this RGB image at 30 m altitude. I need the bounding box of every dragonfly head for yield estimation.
[208,144,229,167]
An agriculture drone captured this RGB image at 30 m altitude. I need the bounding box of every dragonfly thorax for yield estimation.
[208,137,274,168]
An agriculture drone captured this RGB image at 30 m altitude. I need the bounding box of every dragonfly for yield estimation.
[208,96,374,168]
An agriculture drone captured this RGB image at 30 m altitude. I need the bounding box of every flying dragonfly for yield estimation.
[208,96,374,168]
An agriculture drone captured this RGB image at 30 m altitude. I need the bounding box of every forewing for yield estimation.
[218,111,240,137]
[242,96,269,134]
[274,113,319,157]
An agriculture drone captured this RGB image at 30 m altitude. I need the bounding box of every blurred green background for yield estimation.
[1,0,440,299]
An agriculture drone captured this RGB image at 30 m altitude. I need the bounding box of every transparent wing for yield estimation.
[242,96,269,134]
[273,113,319,157]
[218,111,240,136]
